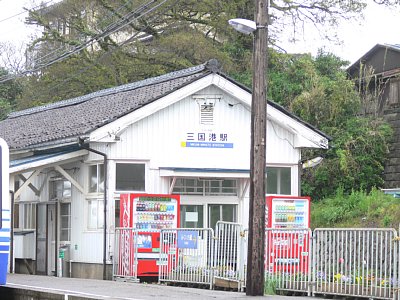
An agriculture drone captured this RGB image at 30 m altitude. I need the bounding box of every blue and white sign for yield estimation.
[0,138,9,285]
[177,231,198,249]
[181,131,233,149]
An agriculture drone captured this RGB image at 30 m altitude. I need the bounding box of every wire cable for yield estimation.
[0,0,162,83]
[0,0,56,23]
[36,0,177,94]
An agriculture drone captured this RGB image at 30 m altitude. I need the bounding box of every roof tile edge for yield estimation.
[8,62,209,119]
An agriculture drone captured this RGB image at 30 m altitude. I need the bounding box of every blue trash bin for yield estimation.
[0,209,11,285]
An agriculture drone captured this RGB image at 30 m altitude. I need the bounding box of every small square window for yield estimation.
[266,167,291,195]
[116,163,145,191]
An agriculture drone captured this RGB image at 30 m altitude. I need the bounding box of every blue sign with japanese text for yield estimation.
[177,231,198,249]
[182,131,234,149]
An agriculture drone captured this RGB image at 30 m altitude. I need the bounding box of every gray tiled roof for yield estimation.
[0,63,210,150]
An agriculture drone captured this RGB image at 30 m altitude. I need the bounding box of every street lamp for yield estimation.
[229,0,268,296]
[228,18,257,35]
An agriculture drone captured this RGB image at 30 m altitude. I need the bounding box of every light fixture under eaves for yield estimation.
[228,18,257,35]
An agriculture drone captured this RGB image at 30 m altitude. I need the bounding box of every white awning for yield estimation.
[10,149,88,174]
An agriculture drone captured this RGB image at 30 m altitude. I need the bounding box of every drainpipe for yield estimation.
[79,139,108,280]
[9,190,14,273]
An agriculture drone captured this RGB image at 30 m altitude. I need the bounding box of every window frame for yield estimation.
[115,162,147,192]
[88,163,105,194]
[59,202,71,243]
[13,201,37,231]
[266,166,292,195]
[86,198,104,231]
[172,178,238,196]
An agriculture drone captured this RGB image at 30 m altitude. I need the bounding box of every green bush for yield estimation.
[311,188,398,228]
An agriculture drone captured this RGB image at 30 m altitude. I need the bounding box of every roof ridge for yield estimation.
[8,63,208,119]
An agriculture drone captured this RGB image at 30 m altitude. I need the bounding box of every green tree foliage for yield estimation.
[4,0,395,201]
[0,68,22,119]
[275,51,394,200]
[18,0,397,109]
[302,117,392,200]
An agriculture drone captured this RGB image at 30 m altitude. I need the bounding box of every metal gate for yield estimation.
[158,228,214,289]
[313,228,398,299]
[213,221,247,291]
[113,227,139,282]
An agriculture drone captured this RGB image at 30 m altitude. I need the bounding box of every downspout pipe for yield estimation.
[78,139,108,280]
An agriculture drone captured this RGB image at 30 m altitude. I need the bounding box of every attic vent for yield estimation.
[200,103,214,125]
[194,95,221,125]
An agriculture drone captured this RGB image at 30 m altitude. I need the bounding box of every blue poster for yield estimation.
[137,234,152,249]
[177,231,198,249]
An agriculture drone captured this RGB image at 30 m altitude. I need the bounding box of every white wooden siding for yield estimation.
[106,85,300,169]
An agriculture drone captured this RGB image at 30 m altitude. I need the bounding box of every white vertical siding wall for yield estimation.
[107,85,300,168]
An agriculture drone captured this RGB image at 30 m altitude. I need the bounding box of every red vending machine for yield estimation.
[266,196,310,229]
[265,196,311,274]
[120,193,180,277]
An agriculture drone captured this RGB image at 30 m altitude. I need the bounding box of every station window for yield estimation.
[116,163,145,191]
[87,199,104,230]
[89,164,104,193]
[266,167,291,195]
[60,202,71,242]
[180,205,204,228]
[172,178,237,196]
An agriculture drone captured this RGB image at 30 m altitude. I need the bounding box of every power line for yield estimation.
[4,0,179,112]
[0,0,160,83]
[0,0,56,23]
[23,0,136,71]
[33,0,176,92]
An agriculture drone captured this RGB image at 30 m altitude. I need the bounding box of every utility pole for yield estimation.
[246,0,268,296]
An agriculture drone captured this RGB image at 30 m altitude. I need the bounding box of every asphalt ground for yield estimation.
[3,273,326,300]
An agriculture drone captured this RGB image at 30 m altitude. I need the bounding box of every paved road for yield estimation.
[4,274,324,300]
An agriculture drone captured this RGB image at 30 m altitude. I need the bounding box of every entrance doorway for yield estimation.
[36,203,57,275]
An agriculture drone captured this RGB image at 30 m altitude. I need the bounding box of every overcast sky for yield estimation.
[278,1,400,65]
[0,0,399,67]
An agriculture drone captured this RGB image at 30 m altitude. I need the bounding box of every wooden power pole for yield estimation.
[246,0,268,296]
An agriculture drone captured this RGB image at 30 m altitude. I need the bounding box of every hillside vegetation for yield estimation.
[311,188,400,229]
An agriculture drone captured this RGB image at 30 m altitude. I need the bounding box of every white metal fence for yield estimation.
[113,227,139,282]
[313,228,399,299]
[264,228,312,295]
[158,228,214,289]
[113,225,400,299]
